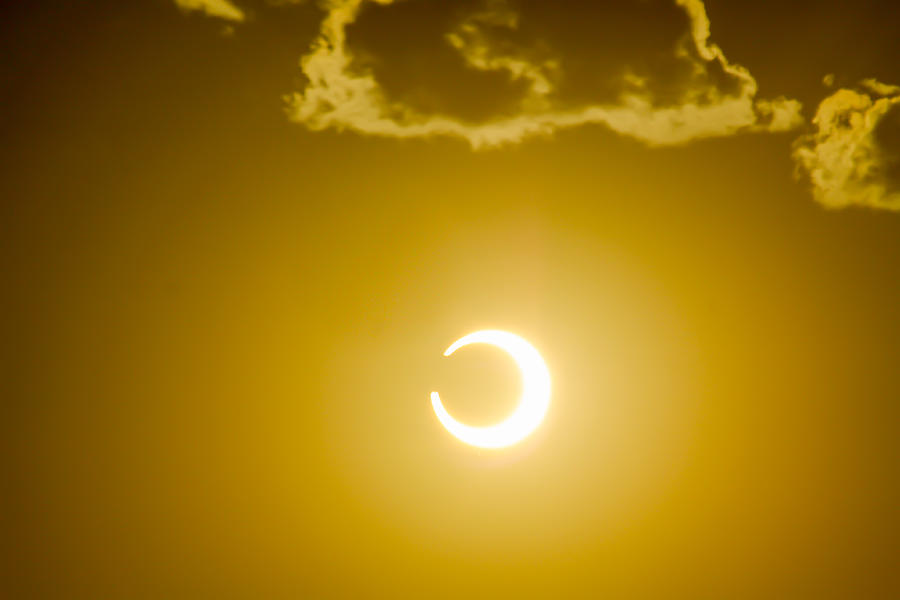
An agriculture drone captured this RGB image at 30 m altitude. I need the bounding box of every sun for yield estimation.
[430,330,551,449]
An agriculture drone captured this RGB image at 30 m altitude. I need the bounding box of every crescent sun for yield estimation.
[430,330,551,449]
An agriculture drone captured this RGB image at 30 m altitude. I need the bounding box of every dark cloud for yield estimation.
[171,0,900,212]
[793,80,900,211]
[281,0,801,148]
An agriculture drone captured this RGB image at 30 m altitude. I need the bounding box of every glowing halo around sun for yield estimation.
[430,330,551,449]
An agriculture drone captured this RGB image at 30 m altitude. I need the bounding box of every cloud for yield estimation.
[167,0,900,214]
[174,0,245,22]
[793,79,900,211]
[284,0,802,148]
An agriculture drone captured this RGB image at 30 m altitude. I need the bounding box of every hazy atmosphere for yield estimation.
[5,1,900,597]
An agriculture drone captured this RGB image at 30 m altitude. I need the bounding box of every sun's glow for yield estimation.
[431,330,551,449]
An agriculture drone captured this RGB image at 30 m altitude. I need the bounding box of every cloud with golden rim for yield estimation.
[284,0,802,149]
[793,80,900,211]
[174,0,245,22]
[167,0,900,214]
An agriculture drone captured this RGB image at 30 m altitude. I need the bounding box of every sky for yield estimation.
[4,0,900,598]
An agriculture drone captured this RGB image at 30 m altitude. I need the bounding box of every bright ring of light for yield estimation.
[431,330,551,449]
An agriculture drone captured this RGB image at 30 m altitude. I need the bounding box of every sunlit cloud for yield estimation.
[167,0,900,214]
[284,0,802,148]
[174,0,246,22]
[793,79,900,211]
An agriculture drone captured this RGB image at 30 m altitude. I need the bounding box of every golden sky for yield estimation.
[5,1,900,598]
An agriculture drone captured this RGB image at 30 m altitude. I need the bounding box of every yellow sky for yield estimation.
[5,1,900,598]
